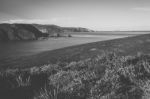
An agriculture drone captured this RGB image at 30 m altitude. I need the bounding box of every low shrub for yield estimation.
[1,52,150,99]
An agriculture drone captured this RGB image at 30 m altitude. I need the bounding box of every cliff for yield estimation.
[0,24,48,41]
[0,23,93,41]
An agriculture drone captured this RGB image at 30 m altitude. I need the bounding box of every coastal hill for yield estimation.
[33,24,94,35]
[0,24,49,41]
[33,24,64,34]
[0,23,93,41]
[0,24,48,41]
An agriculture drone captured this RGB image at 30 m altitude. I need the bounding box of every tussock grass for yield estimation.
[0,52,150,99]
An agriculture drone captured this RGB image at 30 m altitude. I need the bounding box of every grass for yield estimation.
[33,86,59,99]
[1,33,150,69]
[1,33,150,99]
[0,52,150,99]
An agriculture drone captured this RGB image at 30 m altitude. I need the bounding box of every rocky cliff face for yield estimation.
[0,24,46,41]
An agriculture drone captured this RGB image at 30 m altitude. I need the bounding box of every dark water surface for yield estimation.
[0,35,129,61]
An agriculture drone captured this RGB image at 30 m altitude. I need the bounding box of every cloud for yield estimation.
[1,17,76,24]
[1,19,47,24]
[133,7,150,11]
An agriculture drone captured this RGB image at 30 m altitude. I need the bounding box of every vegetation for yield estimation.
[1,33,150,99]
[1,52,150,99]
[2,33,150,68]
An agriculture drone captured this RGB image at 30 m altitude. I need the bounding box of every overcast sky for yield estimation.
[0,0,150,30]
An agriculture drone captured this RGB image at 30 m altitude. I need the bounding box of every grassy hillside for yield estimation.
[1,33,150,99]
[1,33,150,69]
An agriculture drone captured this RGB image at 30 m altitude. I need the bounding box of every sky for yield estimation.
[0,0,150,30]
